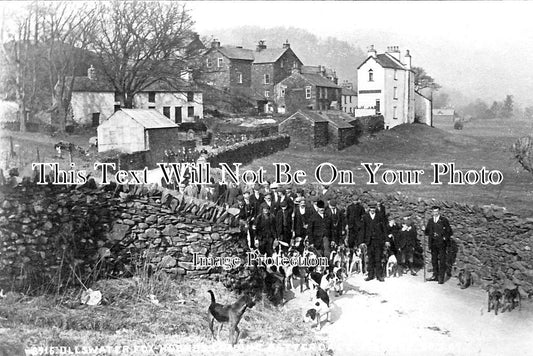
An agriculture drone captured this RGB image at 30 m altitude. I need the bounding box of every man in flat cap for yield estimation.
[275,199,292,253]
[326,199,345,247]
[362,202,386,282]
[424,205,453,284]
[307,199,331,257]
[397,213,418,275]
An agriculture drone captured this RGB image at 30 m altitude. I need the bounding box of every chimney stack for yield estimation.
[386,45,401,61]
[211,39,220,48]
[291,66,301,75]
[368,44,377,58]
[87,65,96,80]
[256,40,267,52]
[283,39,290,49]
[404,49,411,69]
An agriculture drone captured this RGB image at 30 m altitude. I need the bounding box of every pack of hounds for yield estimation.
[206,241,381,346]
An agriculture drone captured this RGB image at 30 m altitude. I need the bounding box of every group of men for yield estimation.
[227,182,454,285]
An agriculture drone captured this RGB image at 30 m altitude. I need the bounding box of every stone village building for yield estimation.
[274,68,342,114]
[202,40,303,113]
[340,81,358,116]
[69,66,203,127]
[279,109,357,150]
[356,45,432,129]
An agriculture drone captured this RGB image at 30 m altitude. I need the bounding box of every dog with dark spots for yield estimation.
[207,290,255,346]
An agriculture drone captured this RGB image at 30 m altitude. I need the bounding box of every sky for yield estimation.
[186,1,533,107]
[1,1,532,107]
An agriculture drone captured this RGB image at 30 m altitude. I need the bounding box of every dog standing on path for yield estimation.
[207,290,255,346]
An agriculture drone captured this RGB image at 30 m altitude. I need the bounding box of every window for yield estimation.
[319,88,323,99]
[92,113,100,127]
[375,99,381,114]
[368,69,374,82]
[394,69,398,80]
[237,72,243,84]
[206,58,212,67]
[280,60,284,68]
[148,92,155,103]
[188,106,194,118]
[393,106,398,119]
[264,90,270,98]
[305,86,312,99]
[264,74,270,84]
[187,91,194,102]
[148,106,156,110]
[217,57,223,68]
[350,96,352,104]
[281,88,286,97]
[393,87,398,100]
[163,106,170,118]
[325,87,328,97]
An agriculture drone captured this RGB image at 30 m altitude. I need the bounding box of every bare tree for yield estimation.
[90,1,200,108]
[38,2,97,131]
[512,136,533,177]
[1,2,97,132]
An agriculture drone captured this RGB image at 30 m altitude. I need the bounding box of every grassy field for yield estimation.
[243,118,533,217]
[0,276,327,355]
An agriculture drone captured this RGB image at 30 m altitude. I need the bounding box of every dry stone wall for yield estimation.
[0,182,249,293]
[1,181,532,298]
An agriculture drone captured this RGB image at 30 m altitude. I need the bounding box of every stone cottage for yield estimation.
[69,66,203,127]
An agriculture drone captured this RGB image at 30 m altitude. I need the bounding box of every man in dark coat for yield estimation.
[424,205,453,284]
[307,200,331,257]
[275,200,292,252]
[397,216,418,275]
[362,202,386,282]
[326,199,345,246]
[254,204,277,256]
[293,197,310,253]
[346,198,365,249]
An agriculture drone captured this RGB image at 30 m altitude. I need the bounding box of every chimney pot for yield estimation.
[283,40,290,49]
[256,40,267,51]
[368,44,377,58]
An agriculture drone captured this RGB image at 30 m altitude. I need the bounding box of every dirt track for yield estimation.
[286,273,533,356]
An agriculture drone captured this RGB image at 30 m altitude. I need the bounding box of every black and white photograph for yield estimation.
[0,1,532,355]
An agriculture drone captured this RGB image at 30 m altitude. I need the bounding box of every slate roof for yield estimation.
[357,52,409,71]
[317,111,354,129]
[253,48,287,64]
[342,87,358,96]
[119,109,179,129]
[70,77,200,93]
[374,53,406,70]
[217,47,255,61]
[300,73,341,88]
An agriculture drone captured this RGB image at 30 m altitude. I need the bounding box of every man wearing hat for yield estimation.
[424,205,453,284]
[270,182,280,204]
[293,196,310,253]
[254,204,277,256]
[275,199,293,253]
[326,199,345,246]
[308,199,332,257]
[362,202,386,282]
[277,188,294,216]
[346,197,365,249]
[397,214,418,275]
[250,183,264,218]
